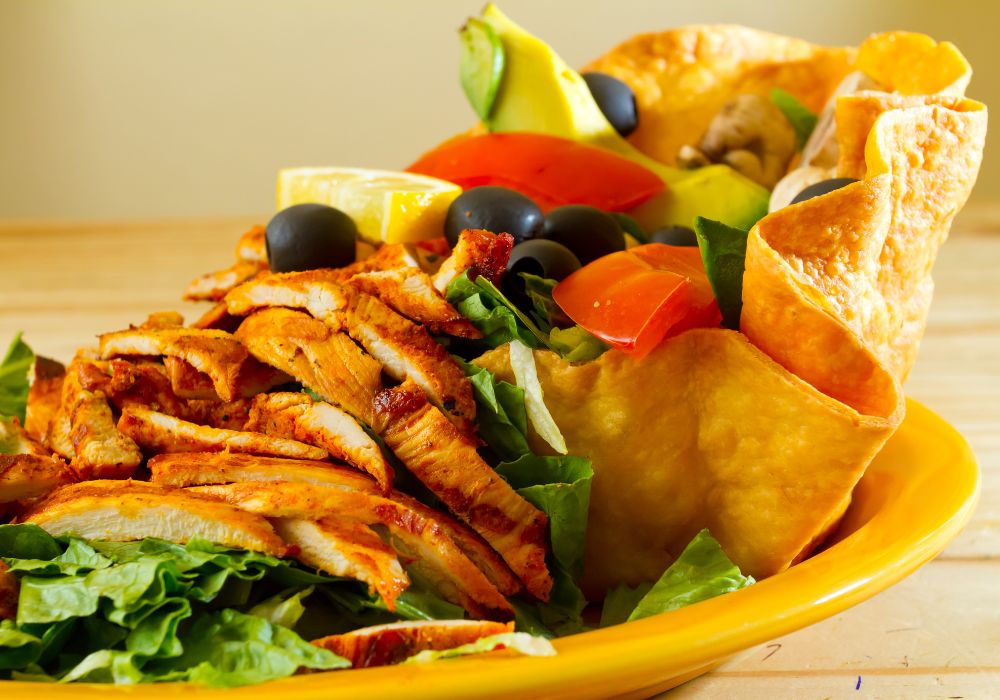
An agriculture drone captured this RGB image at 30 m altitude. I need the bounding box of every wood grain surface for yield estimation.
[1,210,997,698]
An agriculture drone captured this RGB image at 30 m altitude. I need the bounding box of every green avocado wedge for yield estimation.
[474,4,770,232]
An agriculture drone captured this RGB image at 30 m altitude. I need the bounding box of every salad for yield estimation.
[0,4,986,688]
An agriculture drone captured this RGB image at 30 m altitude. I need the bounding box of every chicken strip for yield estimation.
[99,327,249,402]
[312,619,514,668]
[246,393,393,493]
[235,308,382,425]
[432,230,513,293]
[235,224,267,263]
[148,452,521,596]
[140,311,185,329]
[0,453,77,503]
[272,517,409,610]
[24,356,65,442]
[184,261,265,302]
[347,267,481,339]
[346,293,475,431]
[117,406,328,460]
[162,355,290,401]
[375,382,551,601]
[0,562,16,621]
[48,357,142,479]
[194,481,513,620]
[190,301,243,333]
[24,480,286,556]
[224,269,351,328]
[0,417,51,457]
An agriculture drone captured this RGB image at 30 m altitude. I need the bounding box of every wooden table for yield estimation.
[1,212,998,698]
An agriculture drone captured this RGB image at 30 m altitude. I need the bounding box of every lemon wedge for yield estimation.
[276,167,461,244]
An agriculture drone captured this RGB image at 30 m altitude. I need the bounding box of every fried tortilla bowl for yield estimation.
[479,29,986,595]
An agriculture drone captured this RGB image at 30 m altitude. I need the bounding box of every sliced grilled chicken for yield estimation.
[104,359,191,417]
[224,269,351,328]
[51,358,142,479]
[194,481,514,620]
[346,293,475,431]
[375,382,552,601]
[0,417,51,458]
[348,267,481,339]
[117,406,328,460]
[140,311,185,329]
[312,619,514,668]
[235,308,382,425]
[432,229,513,293]
[24,480,286,556]
[272,517,409,610]
[99,327,249,402]
[246,393,393,493]
[148,452,521,596]
[235,225,267,264]
[25,356,65,442]
[161,355,290,401]
[184,261,265,302]
[190,301,243,332]
[0,453,77,503]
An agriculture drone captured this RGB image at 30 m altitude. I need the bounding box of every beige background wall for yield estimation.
[0,0,994,221]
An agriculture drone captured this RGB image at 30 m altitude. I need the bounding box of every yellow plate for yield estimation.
[1,399,978,699]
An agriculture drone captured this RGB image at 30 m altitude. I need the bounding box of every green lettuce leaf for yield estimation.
[694,217,750,330]
[0,333,33,424]
[771,88,818,150]
[602,529,754,625]
[403,632,555,664]
[248,586,313,629]
[446,271,607,361]
[456,358,531,461]
[0,621,43,670]
[508,340,567,455]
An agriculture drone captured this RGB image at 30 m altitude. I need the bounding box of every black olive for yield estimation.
[790,177,859,205]
[502,239,581,314]
[444,186,544,247]
[581,71,639,137]
[541,205,625,265]
[650,225,698,247]
[265,203,357,273]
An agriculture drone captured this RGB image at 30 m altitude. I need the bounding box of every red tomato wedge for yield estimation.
[552,244,722,358]
[405,132,664,212]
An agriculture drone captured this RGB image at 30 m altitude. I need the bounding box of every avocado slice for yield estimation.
[477,4,770,231]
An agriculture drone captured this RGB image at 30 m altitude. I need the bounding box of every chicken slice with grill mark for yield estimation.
[25,357,65,443]
[272,517,409,611]
[117,406,327,460]
[235,308,382,425]
[346,293,475,432]
[246,392,393,494]
[99,327,249,402]
[312,619,514,668]
[162,355,290,401]
[375,382,552,601]
[48,357,142,480]
[224,269,351,328]
[0,417,52,458]
[347,267,481,339]
[24,480,286,556]
[0,453,77,503]
[148,452,521,596]
[432,229,513,293]
[193,481,514,620]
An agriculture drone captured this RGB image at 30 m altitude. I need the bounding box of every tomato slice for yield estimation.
[552,244,722,358]
[406,132,664,212]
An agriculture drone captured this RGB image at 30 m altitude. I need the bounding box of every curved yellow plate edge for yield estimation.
[0,398,979,700]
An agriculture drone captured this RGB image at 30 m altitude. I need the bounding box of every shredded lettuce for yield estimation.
[600,530,754,626]
[403,632,555,664]
[0,334,33,424]
[771,88,818,150]
[694,217,750,330]
[0,525,350,685]
[508,340,566,454]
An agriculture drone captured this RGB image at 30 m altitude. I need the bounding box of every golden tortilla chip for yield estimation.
[583,26,854,166]
[478,31,985,598]
[856,32,971,96]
